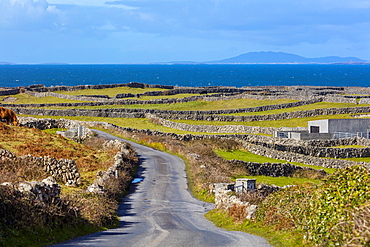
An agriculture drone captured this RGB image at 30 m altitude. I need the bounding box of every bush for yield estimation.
[255,165,370,246]
[305,165,369,246]
[0,185,84,245]
[67,192,118,227]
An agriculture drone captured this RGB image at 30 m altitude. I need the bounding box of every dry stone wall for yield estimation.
[150,115,277,135]
[228,160,327,177]
[3,93,236,108]
[23,82,174,92]
[214,185,258,220]
[1,176,61,204]
[9,103,370,124]
[0,88,20,96]
[213,182,282,220]
[0,149,81,186]
[25,91,113,102]
[245,136,370,158]
[87,141,137,194]
[243,142,367,169]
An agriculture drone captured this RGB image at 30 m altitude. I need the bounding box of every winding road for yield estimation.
[52,130,271,247]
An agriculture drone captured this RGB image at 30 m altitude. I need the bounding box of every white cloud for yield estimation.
[47,0,137,9]
[47,0,106,6]
[0,0,62,29]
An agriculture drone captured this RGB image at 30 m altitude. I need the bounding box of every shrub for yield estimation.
[255,165,370,246]
[238,191,267,205]
[67,192,118,227]
[0,185,84,244]
[255,183,316,231]
[0,159,49,184]
[305,165,369,246]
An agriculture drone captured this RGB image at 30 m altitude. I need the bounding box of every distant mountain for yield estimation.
[0,62,15,65]
[206,51,368,64]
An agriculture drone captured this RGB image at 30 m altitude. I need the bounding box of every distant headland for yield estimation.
[167,51,369,65]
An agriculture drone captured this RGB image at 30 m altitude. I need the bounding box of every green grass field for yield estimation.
[222,102,369,116]
[0,93,90,104]
[216,149,336,174]
[233,175,322,186]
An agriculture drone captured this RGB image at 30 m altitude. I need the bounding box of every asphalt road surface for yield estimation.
[51,130,271,247]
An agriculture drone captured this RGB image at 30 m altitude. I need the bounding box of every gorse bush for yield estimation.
[256,165,369,246]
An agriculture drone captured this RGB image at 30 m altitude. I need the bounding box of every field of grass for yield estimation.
[234,175,322,186]
[331,145,368,148]
[342,156,370,162]
[205,209,304,247]
[222,102,369,116]
[0,93,90,104]
[216,149,336,174]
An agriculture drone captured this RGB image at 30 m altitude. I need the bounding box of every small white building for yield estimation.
[275,119,370,140]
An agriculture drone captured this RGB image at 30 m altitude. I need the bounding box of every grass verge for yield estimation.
[205,209,305,247]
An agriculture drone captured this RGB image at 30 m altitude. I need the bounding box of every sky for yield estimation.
[1,0,370,64]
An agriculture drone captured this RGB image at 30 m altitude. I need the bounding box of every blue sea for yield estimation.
[1,64,370,88]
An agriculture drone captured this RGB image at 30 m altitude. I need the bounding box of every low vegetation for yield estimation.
[255,165,369,246]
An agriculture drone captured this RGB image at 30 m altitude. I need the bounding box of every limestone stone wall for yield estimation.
[214,185,258,220]
[244,135,370,158]
[25,91,113,102]
[0,88,20,96]
[228,160,327,177]
[4,93,235,108]
[213,182,281,220]
[24,82,174,92]
[1,176,61,204]
[243,142,366,169]
[149,115,277,135]
[87,140,137,194]
[0,149,81,186]
[9,102,370,123]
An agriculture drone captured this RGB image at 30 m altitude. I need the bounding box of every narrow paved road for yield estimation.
[52,130,271,247]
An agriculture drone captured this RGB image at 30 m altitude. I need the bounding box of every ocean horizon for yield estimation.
[1,64,370,88]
